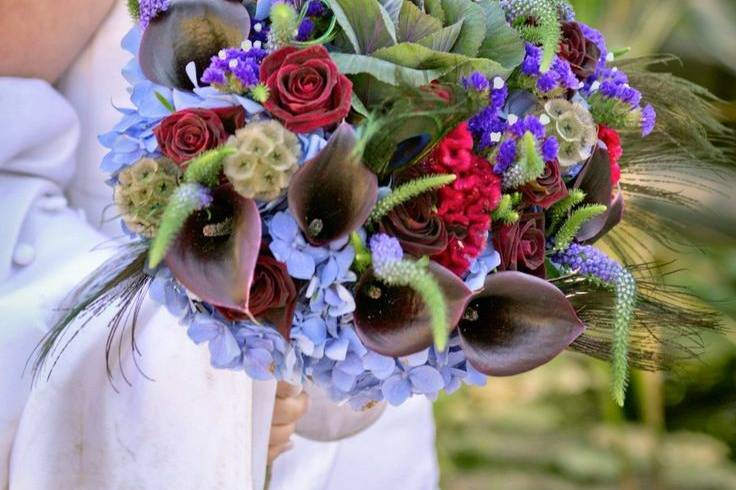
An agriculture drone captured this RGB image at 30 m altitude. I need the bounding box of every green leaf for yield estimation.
[397,0,443,43]
[416,20,464,52]
[330,51,446,86]
[477,0,526,69]
[328,0,397,54]
[372,42,511,81]
[424,0,446,24]
[351,92,371,118]
[440,0,486,56]
[155,91,175,112]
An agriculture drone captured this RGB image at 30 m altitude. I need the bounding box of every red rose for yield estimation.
[259,46,352,133]
[559,21,601,80]
[521,160,569,209]
[219,248,298,338]
[154,107,246,165]
[493,212,546,278]
[598,126,622,186]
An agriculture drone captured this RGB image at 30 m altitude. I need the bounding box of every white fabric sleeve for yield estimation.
[0,78,269,490]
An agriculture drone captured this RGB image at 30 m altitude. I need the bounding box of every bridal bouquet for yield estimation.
[35,0,731,408]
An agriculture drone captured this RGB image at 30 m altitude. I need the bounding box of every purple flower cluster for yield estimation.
[641,104,656,136]
[296,18,315,41]
[465,72,509,150]
[305,0,326,17]
[201,47,268,90]
[493,114,558,175]
[593,67,642,108]
[552,242,622,284]
[521,44,579,93]
[139,0,169,29]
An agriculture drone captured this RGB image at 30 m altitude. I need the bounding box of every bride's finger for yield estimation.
[267,441,295,464]
[272,393,309,425]
[269,422,297,447]
[276,381,302,398]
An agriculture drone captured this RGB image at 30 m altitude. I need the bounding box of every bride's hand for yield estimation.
[268,382,309,464]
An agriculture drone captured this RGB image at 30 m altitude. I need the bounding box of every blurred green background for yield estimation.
[435,1,736,488]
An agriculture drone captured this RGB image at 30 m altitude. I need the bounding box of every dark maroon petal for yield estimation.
[140,0,250,90]
[574,149,622,243]
[353,262,473,357]
[288,124,378,245]
[458,271,585,376]
[165,186,261,315]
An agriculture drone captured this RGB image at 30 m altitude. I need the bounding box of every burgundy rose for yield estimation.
[493,212,546,278]
[521,160,569,209]
[559,22,601,80]
[379,192,449,257]
[259,45,352,133]
[154,107,246,165]
[219,247,297,338]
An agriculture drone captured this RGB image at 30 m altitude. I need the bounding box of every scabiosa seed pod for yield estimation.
[544,99,597,168]
[223,120,301,201]
[115,157,181,237]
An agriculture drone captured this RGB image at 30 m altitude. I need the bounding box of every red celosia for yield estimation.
[598,125,623,186]
[425,123,502,275]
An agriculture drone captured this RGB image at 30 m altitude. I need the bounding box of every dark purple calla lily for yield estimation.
[139,0,251,90]
[165,186,261,315]
[288,124,378,246]
[574,149,624,243]
[458,271,585,376]
[353,262,473,357]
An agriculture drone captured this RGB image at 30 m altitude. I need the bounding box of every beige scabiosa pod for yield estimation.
[544,99,597,168]
[223,120,301,201]
[115,157,180,237]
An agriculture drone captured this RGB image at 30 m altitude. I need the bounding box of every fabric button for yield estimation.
[13,243,36,266]
[39,195,68,212]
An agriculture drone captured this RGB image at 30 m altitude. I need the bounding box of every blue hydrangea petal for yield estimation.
[381,375,412,406]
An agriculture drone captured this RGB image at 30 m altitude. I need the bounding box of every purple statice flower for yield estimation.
[467,76,509,150]
[369,234,403,276]
[641,104,656,136]
[579,22,608,71]
[463,71,491,92]
[591,67,642,109]
[306,0,326,17]
[536,72,557,93]
[542,136,559,162]
[249,21,270,45]
[201,47,267,90]
[508,114,545,139]
[552,242,622,284]
[139,0,170,29]
[494,139,518,175]
[521,43,542,75]
[296,18,315,41]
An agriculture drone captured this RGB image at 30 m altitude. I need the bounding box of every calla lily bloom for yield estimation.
[353,262,473,358]
[575,149,624,243]
[139,0,251,90]
[288,123,378,246]
[165,186,261,316]
[458,271,585,376]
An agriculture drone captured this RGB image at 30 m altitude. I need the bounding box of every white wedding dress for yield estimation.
[0,2,439,489]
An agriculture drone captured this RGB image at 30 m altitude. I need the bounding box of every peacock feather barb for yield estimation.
[29,243,154,387]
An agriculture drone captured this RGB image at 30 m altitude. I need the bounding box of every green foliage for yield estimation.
[508,0,568,72]
[350,232,372,273]
[148,183,209,268]
[127,0,140,21]
[549,188,586,228]
[612,269,636,406]
[249,83,270,104]
[155,91,175,113]
[587,92,634,129]
[183,146,237,186]
[270,2,299,46]
[368,174,457,224]
[553,204,607,251]
[516,131,546,183]
[492,193,521,224]
[373,257,449,351]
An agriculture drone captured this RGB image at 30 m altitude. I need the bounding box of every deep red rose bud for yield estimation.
[219,247,298,339]
[154,107,246,165]
[559,21,601,80]
[379,192,449,258]
[259,45,352,133]
[493,212,546,278]
[521,160,569,209]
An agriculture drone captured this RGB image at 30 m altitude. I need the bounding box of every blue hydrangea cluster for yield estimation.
[521,44,579,93]
[201,47,268,89]
[139,0,169,29]
[551,242,622,284]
